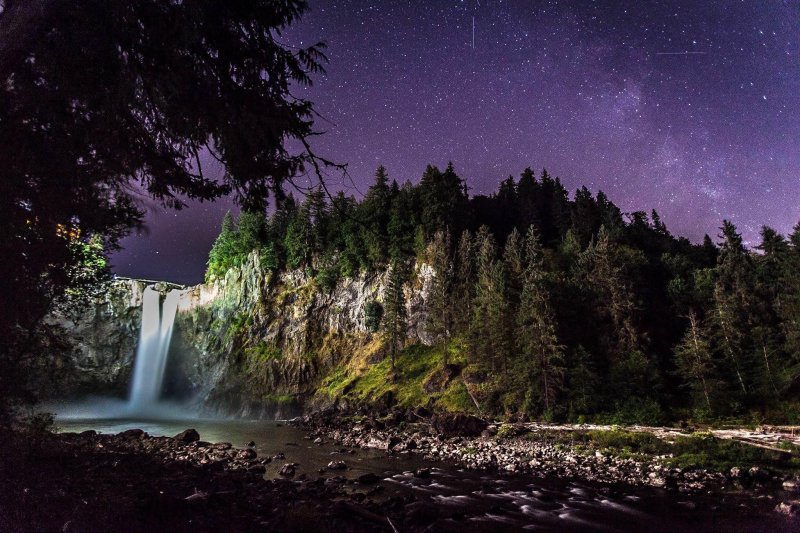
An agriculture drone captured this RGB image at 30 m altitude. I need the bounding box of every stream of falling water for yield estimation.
[128,286,182,414]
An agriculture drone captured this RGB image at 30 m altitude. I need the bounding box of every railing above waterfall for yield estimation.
[112,275,187,290]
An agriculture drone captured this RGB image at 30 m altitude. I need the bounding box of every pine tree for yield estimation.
[566,345,599,416]
[453,230,475,334]
[470,227,510,376]
[362,166,392,266]
[674,312,715,412]
[783,223,800,360]
[206,211,238,280]
[383,260,408,373]
[237,209,267,255]
[579,225,640,356]
[284,202,313,270]
[515,226,565,414]
[426,229,453,364]
[503,228,525,303]
[711,220,753,395]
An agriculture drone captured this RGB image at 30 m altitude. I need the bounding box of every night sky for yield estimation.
[112,0,800,285]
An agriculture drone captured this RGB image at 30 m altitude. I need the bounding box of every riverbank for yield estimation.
[302,409,800,503]
[0,424,406,532]
[3,412,800,532]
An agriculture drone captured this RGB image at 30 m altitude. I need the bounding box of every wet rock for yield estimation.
[279,464,296,476]
[414,468,431,479]
[212,442,232,450]
[119,429,144,439]
[236,448,257,460]
[775,500,800,516]
[357,473,380,484]
[749,466,768,482]
[387,436,402,451]
[247,441,256,447]
[313,437,324,444]
[173,429,200,443]
[327,461,347,470]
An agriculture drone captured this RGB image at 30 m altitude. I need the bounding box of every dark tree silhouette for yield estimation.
[0,0,327,412]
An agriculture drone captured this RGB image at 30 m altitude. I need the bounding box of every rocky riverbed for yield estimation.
[3,413,800,532]
[302,410,800,513]
[0,425,418,532]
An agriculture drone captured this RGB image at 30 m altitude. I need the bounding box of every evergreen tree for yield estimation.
[566,345,600,416]
[383,260,408,373]
[515,226,565,415]
[284,201,313,270]
[418,162,468,238]
[237,209,267,256]
[711,220,753,396]
[782,223,800,360]
[206,212,238,280]
[426,229,453,364]
[387,184,416,261]
[674,312,715,412]
[453,230,475,334]
[579,226,641,356]
[470,227,509,376]
[361,166,392,266]
[516,167,541,234]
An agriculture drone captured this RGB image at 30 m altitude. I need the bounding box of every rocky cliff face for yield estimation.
[173,252,435,418]
[52,253,435,417]
[41,279,146,397]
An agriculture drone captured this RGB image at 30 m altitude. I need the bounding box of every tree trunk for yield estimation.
[762,344,778,396]
[717,306,747,394]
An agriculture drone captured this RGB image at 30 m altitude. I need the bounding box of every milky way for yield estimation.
[113,0,800,284]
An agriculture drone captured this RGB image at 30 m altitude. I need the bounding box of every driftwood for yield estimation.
[511,422,800,454]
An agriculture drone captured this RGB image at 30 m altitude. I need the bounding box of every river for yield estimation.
[53,413,792,532]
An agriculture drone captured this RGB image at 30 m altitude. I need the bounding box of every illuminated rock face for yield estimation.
[49,251,438,417]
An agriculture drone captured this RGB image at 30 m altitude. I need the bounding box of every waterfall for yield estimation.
[128,286,182,413]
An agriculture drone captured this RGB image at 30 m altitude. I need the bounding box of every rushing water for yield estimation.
[128,287,183,414]
[53,416,792,532]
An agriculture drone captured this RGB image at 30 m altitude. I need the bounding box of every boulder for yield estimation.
[279,464,296,476]
[119,429,145,439]
[173,428,200,443]
[236,448,257,460]
[775,500,800,516]
[387,436,402,451]
[327,460,347,470]
[431,413,488,437]
[414,468,431,479]
[357,473,380,484]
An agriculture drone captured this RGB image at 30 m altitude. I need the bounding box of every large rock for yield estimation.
[431,413,488,437]
[173,428,200,443]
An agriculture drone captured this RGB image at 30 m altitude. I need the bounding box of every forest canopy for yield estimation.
[208,164,800,423]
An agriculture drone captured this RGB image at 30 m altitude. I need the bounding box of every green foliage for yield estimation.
[199,163,800,424]
[383,261,408,371]
[364,301,383,333]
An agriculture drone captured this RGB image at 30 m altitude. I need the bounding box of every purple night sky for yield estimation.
[112,0,800,285]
